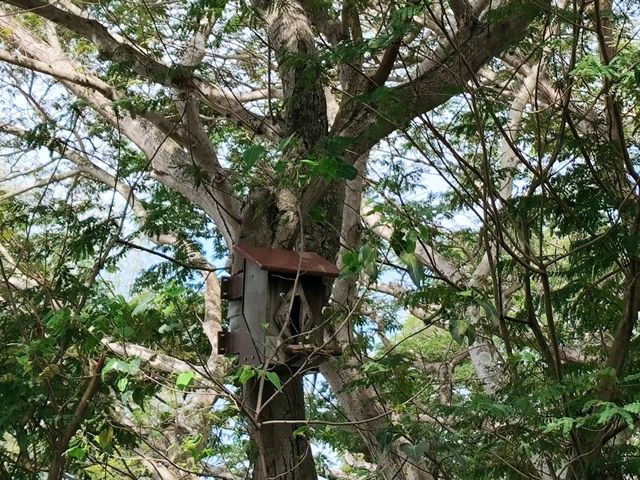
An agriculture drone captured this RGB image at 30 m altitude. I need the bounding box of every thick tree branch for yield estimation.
[2,0,171,78]
[368,40,402,89]
[66,82,242,245]
[0,50,115,98]
[0,243,39,291]
[180,10,216,67]
[335,0,549,144]
[330,153,368,343]
[298,0,343,45]
[0,3,280,140]
[300,2,548,220]
[102,340,210,379]
[448,0,474,26]
[256,0,327,148]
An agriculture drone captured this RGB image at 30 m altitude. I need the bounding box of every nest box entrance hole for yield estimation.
[290,294,302,338]
[275,283,313,345]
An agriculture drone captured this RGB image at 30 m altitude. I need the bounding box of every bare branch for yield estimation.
[0,169,80,201]
[0,50,115,98]
[368,40,402,88]
[363,206,463,284]
[180,10,216,67]
[102,340,210,379]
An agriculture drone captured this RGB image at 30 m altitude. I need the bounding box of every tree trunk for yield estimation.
[233,189,326,480]
[47,454,64,480]
[246,376,317,480]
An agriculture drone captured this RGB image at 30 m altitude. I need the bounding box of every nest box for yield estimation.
[218,244,341,369]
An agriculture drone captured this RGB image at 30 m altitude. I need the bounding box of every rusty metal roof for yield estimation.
[234,244,340,277]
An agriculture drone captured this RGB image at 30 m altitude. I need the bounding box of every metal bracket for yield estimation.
[217,330,230,355]
[217,329,261,364]
[221,273,243,300]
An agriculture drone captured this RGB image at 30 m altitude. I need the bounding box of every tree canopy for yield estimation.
[1,0,640,479]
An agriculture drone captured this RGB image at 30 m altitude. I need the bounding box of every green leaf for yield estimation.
[66,445,87,460]
[132,291,157,316]
[102,357,141,381]
[399,252,424,286]
[400,441,430,461]
[404,230,417,254]
[477,298,499,325]
[242,145,267,170]
[116,377,129,392]
[181,434,201,451]
[338,250,360,279]
[132,387,148,410]
[335,162,358,180]
[274,159,287,173]
[310,206,326,222]
[158,321,183,334]
[277,134,296,152]
[194,447,214,462]
[466,324,477,345]
[292,425,309,437]
[176,371,196,390]
[376,425,401,454]
[448,319,464,345]
[623,372,640,383]
[362,361,389,374]
[96,427,114,450]
[16,354,31,372]
[544,417,574,435]
[619,409,634,427]
[238,366,256,384]
[265,371,282,390]
[624,402,640,414]
[597,404,619,424]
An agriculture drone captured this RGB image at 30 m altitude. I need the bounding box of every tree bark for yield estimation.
[246,377,317,480]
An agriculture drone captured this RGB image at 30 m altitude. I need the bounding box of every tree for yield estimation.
[1,0,640,479]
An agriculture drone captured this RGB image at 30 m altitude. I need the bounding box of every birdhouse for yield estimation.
[218,244,341,370]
